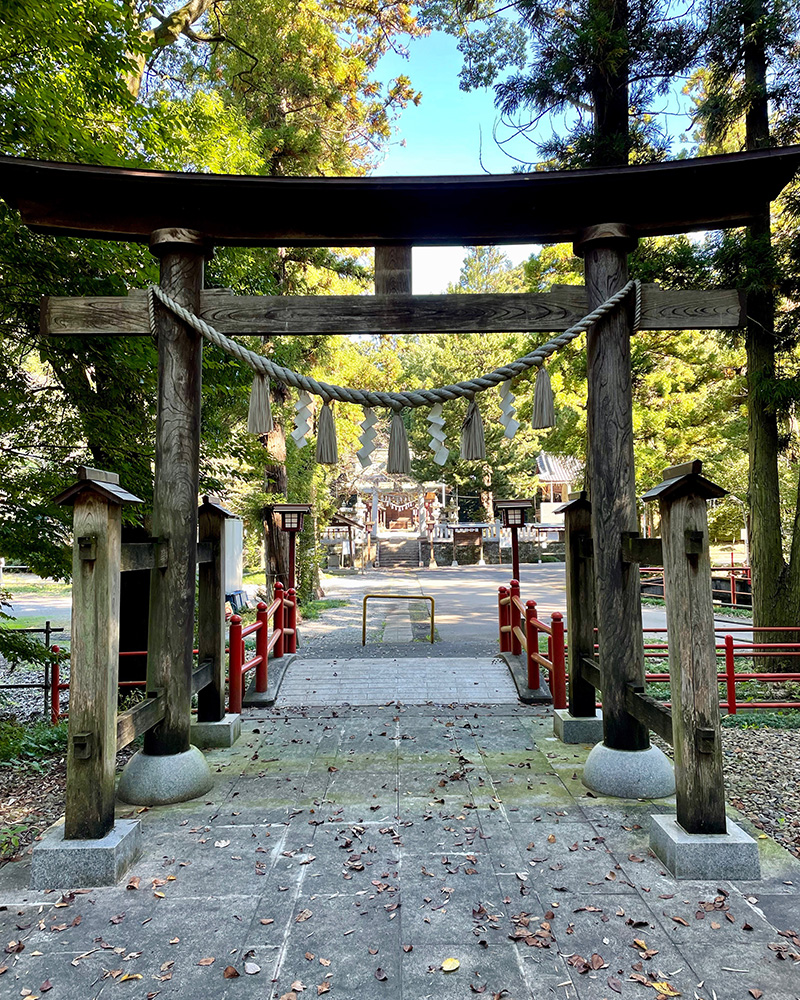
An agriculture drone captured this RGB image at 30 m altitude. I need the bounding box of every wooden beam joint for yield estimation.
[684,529,705,556]
[621,532,663,565]
[71,731,93,759]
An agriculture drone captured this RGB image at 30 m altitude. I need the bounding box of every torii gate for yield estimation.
[3,148,800,883]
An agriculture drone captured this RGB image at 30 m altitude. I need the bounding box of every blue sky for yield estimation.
[372,31,540,293]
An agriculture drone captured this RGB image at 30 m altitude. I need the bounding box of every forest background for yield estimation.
[2,0,800,664]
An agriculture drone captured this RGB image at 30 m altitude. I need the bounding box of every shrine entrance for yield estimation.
[6,146,800,887]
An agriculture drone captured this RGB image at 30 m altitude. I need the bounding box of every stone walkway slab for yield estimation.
[275,656,519,706]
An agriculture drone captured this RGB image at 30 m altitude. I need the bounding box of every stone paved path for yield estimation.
[1,707,798,1000]
[276,656,519,706]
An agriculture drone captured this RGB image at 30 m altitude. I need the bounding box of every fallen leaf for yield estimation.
[375,968,388,981]
[590,953,605,970]
[319,958,331,967]
[119,974,143,982]
[671,916,689,926]
[244,962,261,975]
[197,957,215,966]
[403,944,413,953]
[651,982,681,997]
[608,975,622,993]
[296,909,313,923]
[0,968,8,976]
[441,957,460,972]
[305,952,315,961]
[368,948,378,956]
[169,937,179,945]
[749,991,763,999]
[317,984,330,995]
[223,966,240,979]
[279,994,298,1000]
[40,983,52,994]
[126,877,140,890]
[4,941,23,954]
[291,980,305,991]
[260,918,274,925]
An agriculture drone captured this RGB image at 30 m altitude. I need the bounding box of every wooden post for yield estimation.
[196,496,228,724]
[562,492,598,718]
[375,245,412,295]
[576,224,648,752]
[653,463,727,834]
[145,228,208,757]
[65,490,121,838]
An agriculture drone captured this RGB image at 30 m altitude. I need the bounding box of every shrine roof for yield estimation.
[1,148,799,246]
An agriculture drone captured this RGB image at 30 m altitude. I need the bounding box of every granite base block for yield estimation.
[30,818,141,889]
[553,708,604,744]
[650,814,761,880]
[191,713,241,748]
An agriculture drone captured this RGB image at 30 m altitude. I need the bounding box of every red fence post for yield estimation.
[287,588,298,654]
[228,614,243,714]
[525,600,540,689]
[273,582,285,659]
[255,601,269,694]
[550,612,567,710]
[498,586,510,652]
[50,646,61,725]
[725,634,736,714]
[509,579,521,656]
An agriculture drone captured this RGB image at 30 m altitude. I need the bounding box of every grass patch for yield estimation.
[242,570,264,586]
[3,576,71,597]
[721,710,800,729]
[0,719,68,771]
[299,598,348,621]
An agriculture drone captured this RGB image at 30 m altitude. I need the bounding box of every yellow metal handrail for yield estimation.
[362,593,435,645]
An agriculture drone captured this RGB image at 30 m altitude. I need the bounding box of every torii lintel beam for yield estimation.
[2,147,800,247]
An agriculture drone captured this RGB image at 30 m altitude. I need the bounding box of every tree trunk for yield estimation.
[743,0,800,667]
[264,423,290,592]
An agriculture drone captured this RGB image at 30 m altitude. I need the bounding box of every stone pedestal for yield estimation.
[191,713,241,748]
[650,814,760,879]
[31,818,141,889]
[554,709,604,744]
[582,742,675,798]
[117,746,213,805]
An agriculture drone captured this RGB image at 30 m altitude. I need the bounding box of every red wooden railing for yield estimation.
[498,579,567,709]
[641,557,752,608]
[227,583,296,713]
[497,582,800,715]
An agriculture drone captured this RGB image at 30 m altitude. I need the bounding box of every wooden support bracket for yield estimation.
[191,658,214,696]
[116,694,166,752]
[71,731,93,759]
[696,727,716,754]
[621,532,663,565]
[77,536,97,562]
[624,683,674,745]
[684,529,704,556]
[120,539,169,573]
[580,656,603,691]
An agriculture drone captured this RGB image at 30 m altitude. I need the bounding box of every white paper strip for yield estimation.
[499,379,520,439]
[290,390,314,448]
[427,403,449,466]
[357,407,378,468]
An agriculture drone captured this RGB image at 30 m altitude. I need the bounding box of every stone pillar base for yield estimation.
[553,708,604,744]
[117,746,213,805]
[650,814,760,880]
[191,713,241,748]
[582,742,675,799]
[31,818,141,889]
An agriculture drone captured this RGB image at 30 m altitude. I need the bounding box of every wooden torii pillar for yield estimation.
[3,149,799,813]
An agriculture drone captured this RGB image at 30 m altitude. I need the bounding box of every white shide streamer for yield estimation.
[426,403,449,466]
[498,380,520,439]
[291,390,314,448]
[357,407,378,469]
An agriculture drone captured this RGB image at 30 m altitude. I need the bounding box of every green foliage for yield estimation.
[0,719,68,771]
[420,0,705,167]
[721,709,800,729]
